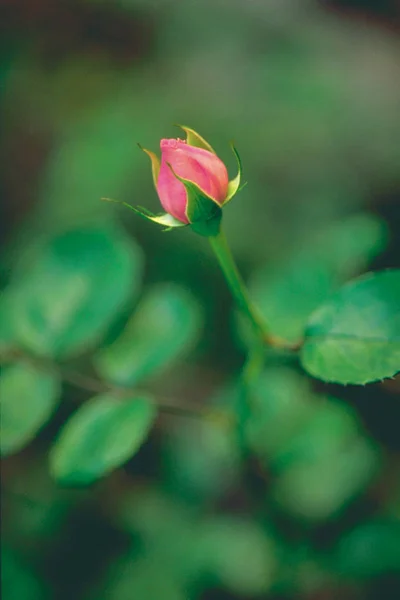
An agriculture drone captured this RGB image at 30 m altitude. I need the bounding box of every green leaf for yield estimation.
[316,214,388,278]
[224,144,243,203]
[165,419,240,501]
[244,368,380,520]
[8,225,143,358]
[333,521,400,578]
[0,291,17,352]
[96,555,187,600]
[33,91,155,227]
[176,124,216,154]
[121,487,195,542]
[2,546,47,600]
[49,394,156,485]
[301,269,400,384]
[386,480,400,520]
[198,517,277,595]
[244,367,316,462]
[94,283,202,386]
[271,399,379,520]
[0,364,61,456]
[272,399,366,469]
[98,487,201,594]
[248,214,388,344]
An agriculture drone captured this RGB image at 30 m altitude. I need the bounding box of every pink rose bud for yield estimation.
[156,138,229,223]
[136,127,242,233]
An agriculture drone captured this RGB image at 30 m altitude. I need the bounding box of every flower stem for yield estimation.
[208,228,271,344]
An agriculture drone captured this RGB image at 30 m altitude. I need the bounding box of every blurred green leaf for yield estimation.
[274,543,329,596]
[248,215,388,344]
[270,400,379,520]
[333,521,400,578]
[95,554,187,600]
[8,226,143,358]
[0,292,17,352]
[244,367,316,461]
[119,487,195,544]
[301,269,400,384]
[0,364,61,456]
[272,437,378,521]
[94,283,202,386]
[198,517,277,595]
[116,489,279,596]
[1,546,47,600]
[36,90,151,226]
[386,481,400,520]
[115,488,204,588]
[318,215,388,277]
[1,457,74,547]
[49,394,156,485]
[164,419,240,501]
[272,399,361,469]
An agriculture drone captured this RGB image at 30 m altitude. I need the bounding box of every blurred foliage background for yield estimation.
[1,0,400,599]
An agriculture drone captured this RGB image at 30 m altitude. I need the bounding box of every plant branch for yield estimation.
[0,348,227,422]
[209,229,267,340]
[208,228,297,350]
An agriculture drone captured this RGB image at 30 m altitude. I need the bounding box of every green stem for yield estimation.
[209,228,270,343]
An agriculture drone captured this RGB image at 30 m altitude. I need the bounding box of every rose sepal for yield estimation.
[137,144,160,189]
[101,198,186,231]
[224,143,244,204]
[174,124,216,154]
[166,163,223,236]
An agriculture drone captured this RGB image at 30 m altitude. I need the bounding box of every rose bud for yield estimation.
[131,126,242,234]
[156,138,229,223]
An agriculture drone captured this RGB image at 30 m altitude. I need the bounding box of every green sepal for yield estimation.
[133,206,187,230]
[166,163,221,225]
[137,144,160,189]
[224,143,244,204]
[190,209,222,237]
[101,198,186,231]
[175,124,216,154]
